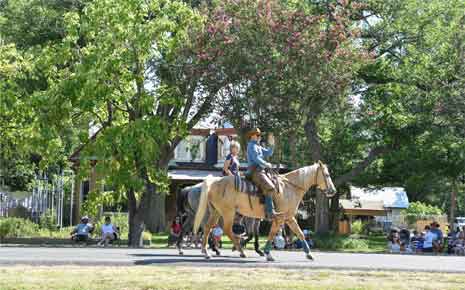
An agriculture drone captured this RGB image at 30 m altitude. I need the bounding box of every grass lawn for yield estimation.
[0,266,464,290]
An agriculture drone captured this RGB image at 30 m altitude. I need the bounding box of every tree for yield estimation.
[200,0,367,233]
[28,0,229,245]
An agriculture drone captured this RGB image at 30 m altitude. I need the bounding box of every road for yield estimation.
[0,247,464,273]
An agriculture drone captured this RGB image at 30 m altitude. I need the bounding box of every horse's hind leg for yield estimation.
[286,217,313,260]
[202,210,219,259]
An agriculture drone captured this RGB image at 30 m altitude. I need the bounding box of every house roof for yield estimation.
[168,169,222,181]
[350,186,409,209]
[339,199,387,216]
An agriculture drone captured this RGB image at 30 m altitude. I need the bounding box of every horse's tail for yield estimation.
[193,176,214,234]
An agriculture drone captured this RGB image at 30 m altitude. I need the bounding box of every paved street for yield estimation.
[1,247,464,273]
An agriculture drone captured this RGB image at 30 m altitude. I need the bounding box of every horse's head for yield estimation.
[315,161,337,197]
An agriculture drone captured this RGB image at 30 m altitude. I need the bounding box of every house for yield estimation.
[350,186,410,230]
[338,199,387,234]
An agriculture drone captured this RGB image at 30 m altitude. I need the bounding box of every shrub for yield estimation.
[0,217,39,241]
[351,220,364,235]
[404,201,443,216]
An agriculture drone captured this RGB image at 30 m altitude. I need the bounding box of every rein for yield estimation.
[268,168,307,192]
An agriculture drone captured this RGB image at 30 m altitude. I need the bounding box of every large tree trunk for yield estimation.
[144,193,166,232]
[127,188,145,247]
[304,117,330,234]
[143,153,171,233]
[71,164,81,225]
[450,179,457,224]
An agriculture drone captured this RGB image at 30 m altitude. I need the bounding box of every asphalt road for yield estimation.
[0,247,464,273]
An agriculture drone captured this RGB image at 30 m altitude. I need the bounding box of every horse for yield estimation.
[176,181,264,256]
[193,161,336,261]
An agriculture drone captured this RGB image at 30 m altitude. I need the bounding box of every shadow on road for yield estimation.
[134,258,260,266]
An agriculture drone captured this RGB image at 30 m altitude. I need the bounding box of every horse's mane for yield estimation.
[283,164,317,190]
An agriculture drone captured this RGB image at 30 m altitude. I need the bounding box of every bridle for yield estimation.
[315,164,335,197]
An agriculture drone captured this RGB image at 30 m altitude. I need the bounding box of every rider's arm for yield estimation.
[261,146,273,158]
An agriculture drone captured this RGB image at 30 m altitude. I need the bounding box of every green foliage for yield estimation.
[350,220,364,235]
[313,233,372,251]
[39,209,57,231]
[404,201,443,216]
[0,217,39,240]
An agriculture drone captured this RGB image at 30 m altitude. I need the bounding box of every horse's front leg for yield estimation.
[264,219,281,261]
[286,217,313,260]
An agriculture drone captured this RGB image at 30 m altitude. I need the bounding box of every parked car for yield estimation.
[453,217,465,230]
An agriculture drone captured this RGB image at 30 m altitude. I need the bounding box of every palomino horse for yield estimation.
[177,182,264,256]
[193,161,336,261]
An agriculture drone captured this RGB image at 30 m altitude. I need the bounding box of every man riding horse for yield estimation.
[246,128,282,220]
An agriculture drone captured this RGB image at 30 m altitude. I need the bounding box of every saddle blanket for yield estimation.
[234,175,265,205]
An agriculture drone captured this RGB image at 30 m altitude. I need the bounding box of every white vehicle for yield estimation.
[453,217,465,231]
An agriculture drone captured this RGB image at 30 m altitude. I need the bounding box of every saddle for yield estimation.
[234,172,282,209]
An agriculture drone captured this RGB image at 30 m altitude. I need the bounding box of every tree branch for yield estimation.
[334,146,392,186]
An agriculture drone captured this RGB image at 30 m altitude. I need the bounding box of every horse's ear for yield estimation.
[318,160,323,166]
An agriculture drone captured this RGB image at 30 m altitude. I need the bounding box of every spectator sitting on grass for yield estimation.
[388,232,401,253]
[410,230,423,253]
[71,216,94,244]
[98,216,118,247]
[168,216,182,248]
[273,228,286,250]
[447,226,459,254]
[431,222,444,253]
[212,224,223,250]
[453,230,465,256]
[422,225,434,253]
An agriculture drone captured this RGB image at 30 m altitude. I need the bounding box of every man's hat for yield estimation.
[246,128,261,138]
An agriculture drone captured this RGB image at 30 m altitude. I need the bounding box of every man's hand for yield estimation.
[267,133,275,147]
[265,162,273,168]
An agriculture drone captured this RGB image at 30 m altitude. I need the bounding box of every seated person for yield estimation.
[168,216,182,247]
[387,231,401,253]
[208,224,223,255]
[273,229,286,250]
[98,216,118,247]
[454,235,465,256]
[410,230,423,253]
[71,216,94,243]
[212,224,223,249]
[431,222,444,253]
[423,225,434,253]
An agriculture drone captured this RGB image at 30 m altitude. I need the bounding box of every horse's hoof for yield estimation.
[215,251,221,256]
[306,253,314,260]
[257,250,265,257]
[266,253,275,262]
[205,255,211,260]
[240,253,247,258]
[179,250,184,255]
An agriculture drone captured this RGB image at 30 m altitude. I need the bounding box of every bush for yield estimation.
[313,233,370,251]
[351,220,364,235]
[0,217,39,241]
[404,201,443,216]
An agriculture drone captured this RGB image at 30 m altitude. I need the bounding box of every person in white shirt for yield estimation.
[273,228,286,250]
[98,216,118,247]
